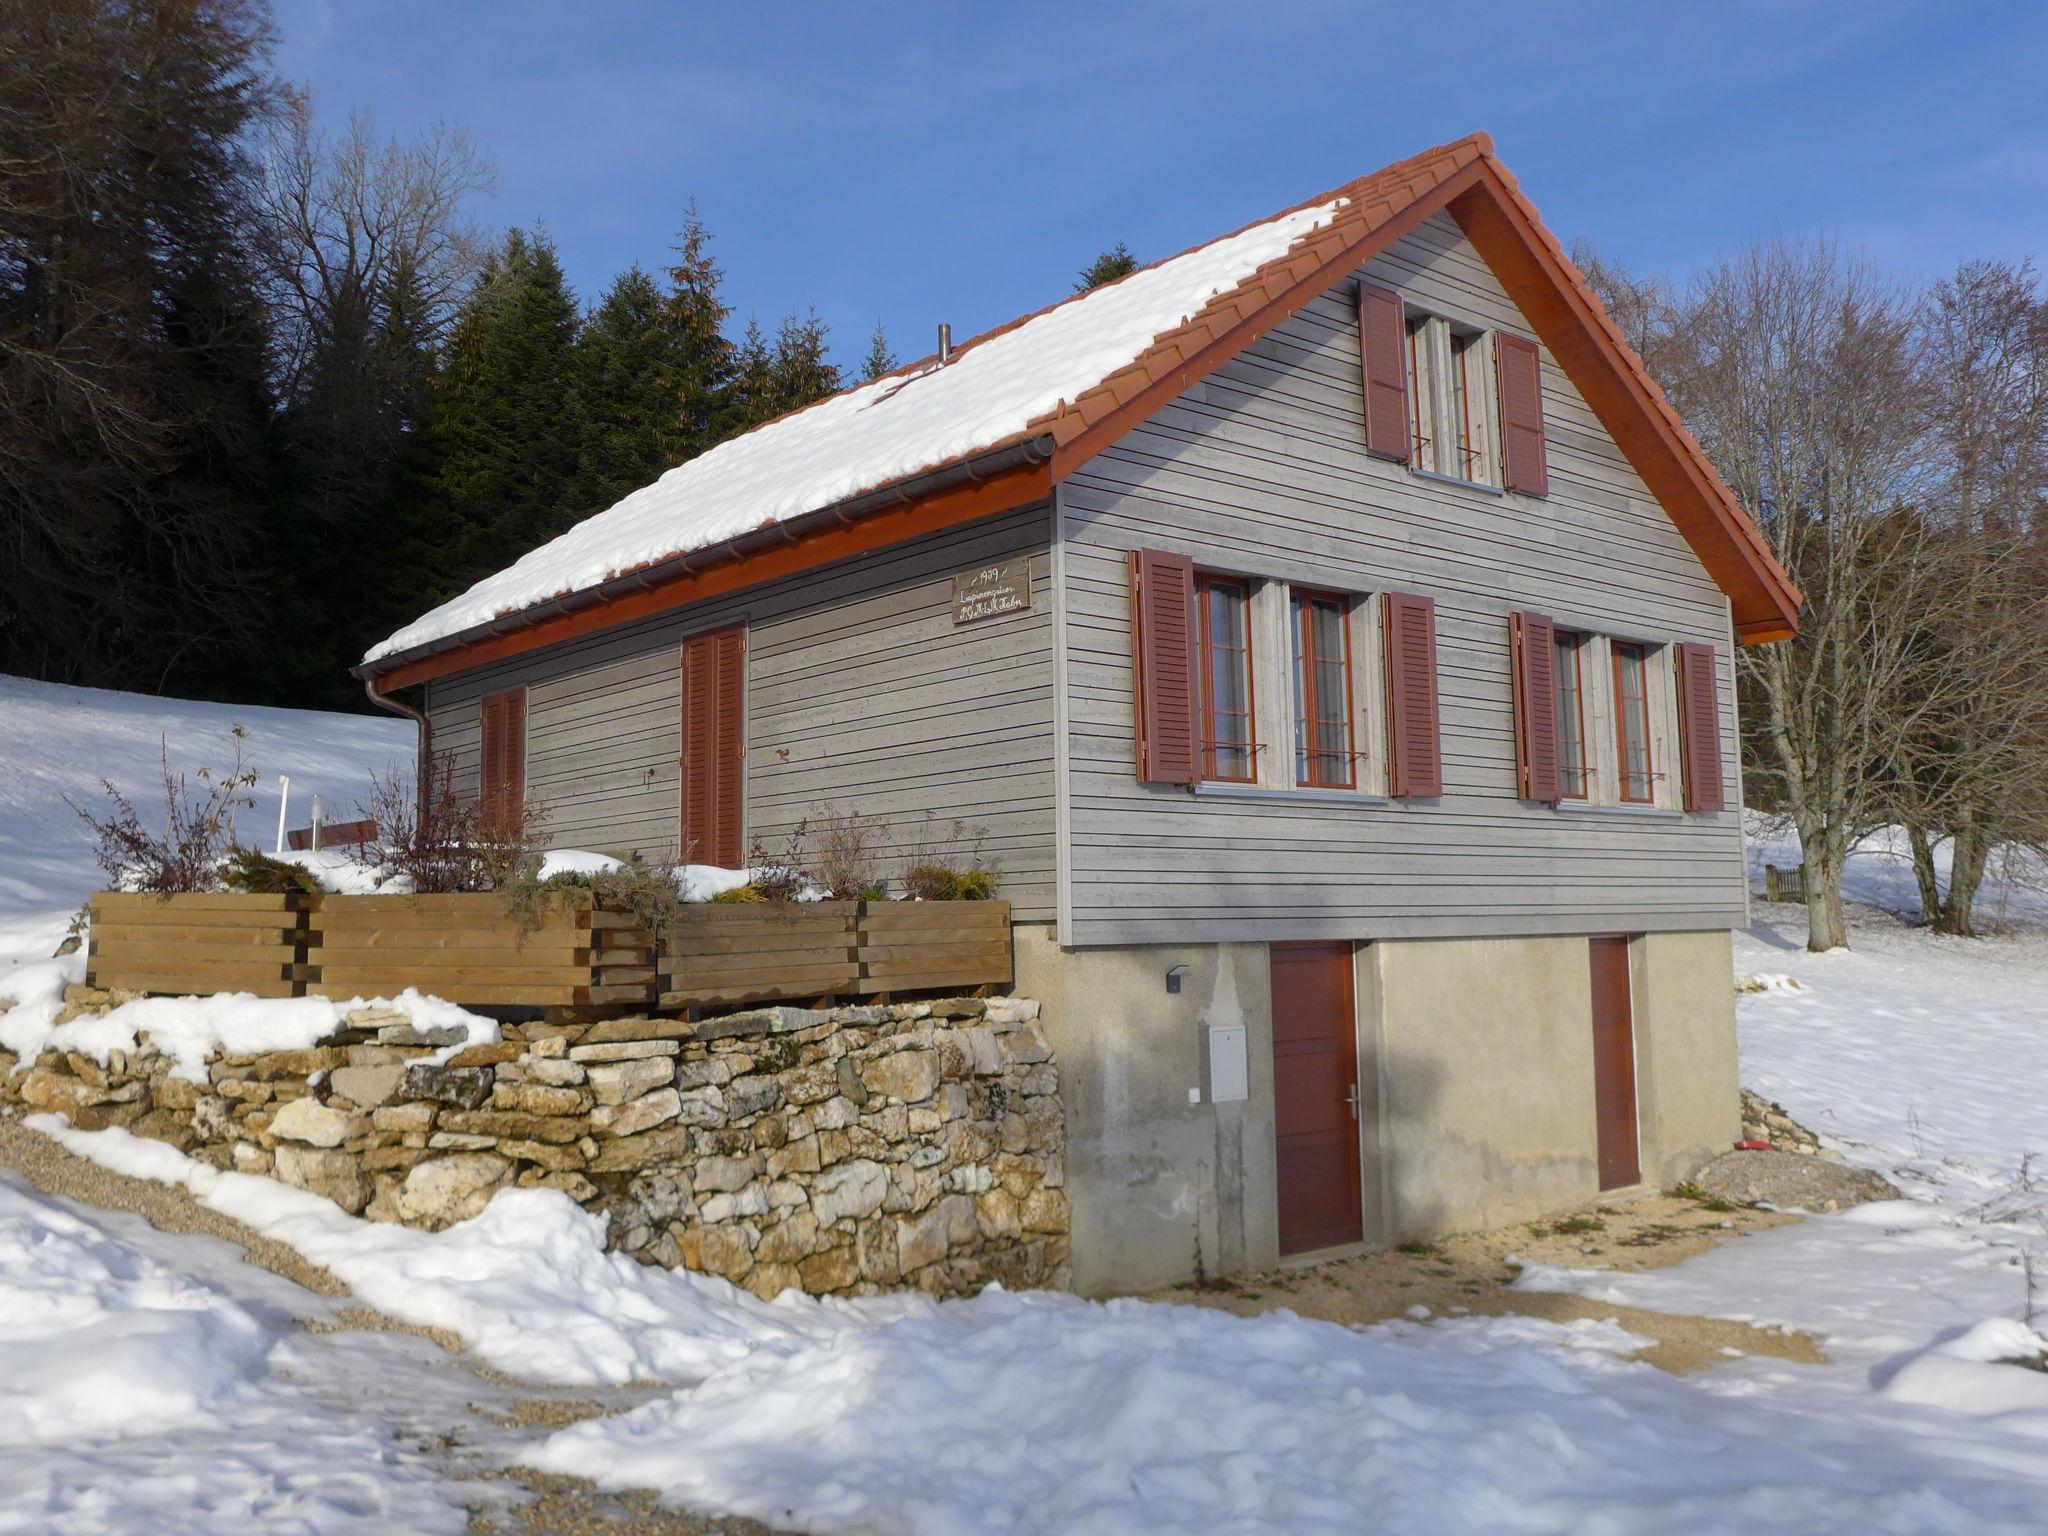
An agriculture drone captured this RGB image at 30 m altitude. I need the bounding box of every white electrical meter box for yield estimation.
[1207,1024,1248,1103]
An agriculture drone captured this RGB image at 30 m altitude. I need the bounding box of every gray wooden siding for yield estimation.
[423,503,1057,920]
[1056,212,1747,946]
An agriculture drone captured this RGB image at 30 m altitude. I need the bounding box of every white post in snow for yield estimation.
[274,776,290,854]
[309,794,325,852]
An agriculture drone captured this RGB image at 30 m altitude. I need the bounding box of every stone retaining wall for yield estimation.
[0,990,1067,1299]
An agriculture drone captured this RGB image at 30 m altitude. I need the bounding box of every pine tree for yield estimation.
[0,0,281,692]
[716,309,843,434]
[574,265,686,513]
[1076,242,1138,292]
[861,321,896,382]
[769,307,840,416]
[660,201,735,458]
[719,317,777,436]
[428,229,583,592]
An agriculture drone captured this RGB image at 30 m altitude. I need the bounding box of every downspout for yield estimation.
[362,672,431,817]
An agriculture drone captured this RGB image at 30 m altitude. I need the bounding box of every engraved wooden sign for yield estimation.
[951,558,1032,624]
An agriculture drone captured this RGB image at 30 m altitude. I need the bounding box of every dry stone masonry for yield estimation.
[0,990,1067,1299]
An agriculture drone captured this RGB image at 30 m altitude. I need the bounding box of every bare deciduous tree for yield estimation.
[1895,260,2048,934]
[1667,239,1934,951]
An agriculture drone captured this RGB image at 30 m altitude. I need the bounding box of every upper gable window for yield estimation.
[1406,312,1498,487]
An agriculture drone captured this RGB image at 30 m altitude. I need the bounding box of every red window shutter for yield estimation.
[680,627,746,866]
[1128,548,1198,785]
[503,689,526,816]
[712,626,746,866]
[1495,333,1549,496]
[479,694,504,823]
[1510,611,1561,802]
[1357,284,1411,463]
[1675,642,1725,812]
[478,688,525,828]
[1382,592,1442,797]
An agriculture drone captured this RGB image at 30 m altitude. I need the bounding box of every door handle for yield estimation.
[1345,1083,1360,1121]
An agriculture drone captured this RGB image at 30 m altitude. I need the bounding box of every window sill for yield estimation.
[1193,783,1389,807]
[1552,798,1686,821]
[1410,467,1504,498]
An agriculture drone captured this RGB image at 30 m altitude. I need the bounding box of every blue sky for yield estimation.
[273,0,2048,372]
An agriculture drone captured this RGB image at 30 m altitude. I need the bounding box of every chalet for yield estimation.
[358,134,1801,1294]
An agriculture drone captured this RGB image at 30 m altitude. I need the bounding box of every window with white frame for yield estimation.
[1552,631,1682,810]
[1406,311,1498,486]
[1187,579,1390,797]
[1289,588,1358,789]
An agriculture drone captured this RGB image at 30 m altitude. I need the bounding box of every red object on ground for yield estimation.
[1734,1139,1772,1151]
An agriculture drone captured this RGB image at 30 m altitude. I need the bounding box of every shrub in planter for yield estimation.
[500,852,686,939]
[710,884,767,904]
[354,758,549,893]
[69,729,259,894]
[809,808,891,900]
[897,814,1002,900]
[901,864,961,902]
[219,846,321,895]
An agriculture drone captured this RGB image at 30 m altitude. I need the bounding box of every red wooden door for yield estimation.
[1588,936,1641,1190]
[1271,941,1364,1255]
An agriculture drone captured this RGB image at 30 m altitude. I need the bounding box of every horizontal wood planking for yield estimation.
[658,903,859,999]
[1058,212,1746,946]
[87,892,312,995]
[91,892,311,912]
[423,507,1057,920]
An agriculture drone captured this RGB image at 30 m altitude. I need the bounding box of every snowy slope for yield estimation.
[0,675,411,965]
[0,1168,497,1533]
[365,194,1346,665]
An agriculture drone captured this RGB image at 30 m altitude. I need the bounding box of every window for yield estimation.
[1197,575,1257,782]
[1612,641,1653,803]
[1554,631,1588,799]
[1290,590,1355,788]
[1404,313,1496,485]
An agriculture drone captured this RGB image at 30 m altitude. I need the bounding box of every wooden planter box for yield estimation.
[84,892,1012,1012]
[306,892,655,1009]
[656,899,1012,1008]
[658,901,861,1009]
[856,900,1013,995]
[86,891,313,999]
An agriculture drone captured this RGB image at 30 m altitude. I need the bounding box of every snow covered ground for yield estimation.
[0,1162,529,1534]
[0,675,410,965]
[4,680,2048,1531]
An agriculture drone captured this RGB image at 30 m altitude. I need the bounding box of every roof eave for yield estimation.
[358,433,1058,688]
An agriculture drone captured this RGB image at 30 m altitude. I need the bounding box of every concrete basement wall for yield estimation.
[1016,924,1280,1297]
[1632,929,1741,1188]
[1368,934,1601,1241]
[1022,925,1739,1292]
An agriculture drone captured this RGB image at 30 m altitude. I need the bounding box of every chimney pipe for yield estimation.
[937,323,952,363]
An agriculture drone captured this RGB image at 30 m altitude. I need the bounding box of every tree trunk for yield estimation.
[1800,824,1850,952]
[1904,823,1943,927]
[1939,823,1990,938]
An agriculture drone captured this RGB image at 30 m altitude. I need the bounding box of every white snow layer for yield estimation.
[0,1170,480,1533]
[0,984,495,1083]
[0,674,411,964]
[364,196,1348,664]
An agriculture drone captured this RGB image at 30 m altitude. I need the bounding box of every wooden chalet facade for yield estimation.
[358,134,1798,1292]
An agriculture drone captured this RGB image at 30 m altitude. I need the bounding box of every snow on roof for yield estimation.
[363,194,1348,665]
